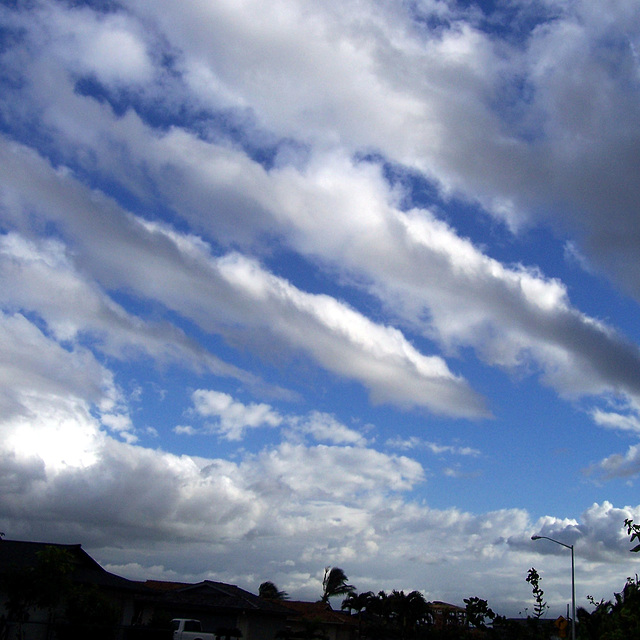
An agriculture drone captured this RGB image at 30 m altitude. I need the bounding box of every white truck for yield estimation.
[171,618,216,640]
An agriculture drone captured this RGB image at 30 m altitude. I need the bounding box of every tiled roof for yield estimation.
[279,601,356,626]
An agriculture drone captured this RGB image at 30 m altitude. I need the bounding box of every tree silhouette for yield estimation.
[259,581,289,600]
[342,591,374,638]
[526,567,548,619]
[577,576,640,640]
[342,590,374,614]
[320,567,354,603]
[625,518,640,552]
[464,596,495,630]
[358,590,432,639]
[387,590,431,639]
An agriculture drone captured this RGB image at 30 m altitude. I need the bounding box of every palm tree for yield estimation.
[342,591,374,638]
[342,591,374,614]
[368,591,392,622]
[387,590,431,639]
[320,567,355,603]
[259,581,289,600]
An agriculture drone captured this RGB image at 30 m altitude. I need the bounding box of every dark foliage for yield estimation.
[321,567,355,603]
[259,580,289,600]
[577,576,640,640]
[525,568,548,619]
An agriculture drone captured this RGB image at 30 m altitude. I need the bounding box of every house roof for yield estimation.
[430,601,466,613]
[140,580,289,616]
[0,539,141,592]
[279,601,356,627]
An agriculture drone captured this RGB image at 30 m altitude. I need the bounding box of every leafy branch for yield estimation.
[526,567,548,619]
[625,518,640,553]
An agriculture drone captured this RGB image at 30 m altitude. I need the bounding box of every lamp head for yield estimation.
[531,535,541,540]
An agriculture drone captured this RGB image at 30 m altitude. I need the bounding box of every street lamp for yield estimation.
[531,535,575,640]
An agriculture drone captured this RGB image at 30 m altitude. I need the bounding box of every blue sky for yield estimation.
[1,0,640,618]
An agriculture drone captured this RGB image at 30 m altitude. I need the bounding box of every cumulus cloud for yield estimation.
[40,2,155,86]
[0,317,637,612]
[0,333,422,555]
[0,310,119,427]
[192,389,283,441]
[2,0,640,618]
[525,501,640,563]
[290,411,369,447]
[592,446,640,480]
[185,390,368,446]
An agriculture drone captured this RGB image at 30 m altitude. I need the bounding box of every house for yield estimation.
[428,601,467,629]
[134,580,290,640]
[0,539,141,640]
[277,601,357,640]
[0,539,468,640]
[0,539,290,640]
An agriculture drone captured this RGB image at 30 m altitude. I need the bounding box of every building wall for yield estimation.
[241,611,288,640]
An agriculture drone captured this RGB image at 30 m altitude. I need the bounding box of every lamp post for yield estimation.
[531,535,575,640]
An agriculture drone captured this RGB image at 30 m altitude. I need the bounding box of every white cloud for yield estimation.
[2,0,640,619]
[216,252,486,416]
[0,311,116,423]
[245,442,424,499]
[4,74,632,419]
[187,390,368,446]
[3,0,640,417]
[292,411,368,446]
[0,334,637,614]
[174,425,198,436]
[591,408,640,434]
[386,435,480,457]
[192,389,283,441]
[3,397,103,472]
[0,231,256,387]
[593,446,640,480]
[587,405,640,479]
[41,2,154,86]
[154,0,640,302]
[101,413,137,444]
[0,139,486,417]
[7,0,640,305]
